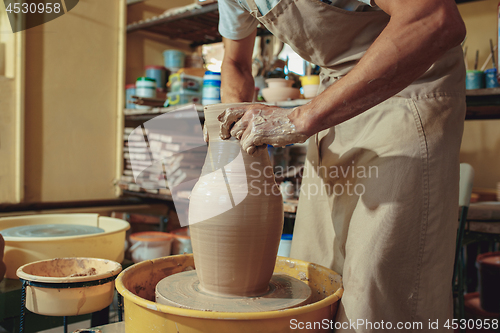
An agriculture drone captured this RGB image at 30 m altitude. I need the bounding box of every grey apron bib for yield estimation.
[244,0,466,330]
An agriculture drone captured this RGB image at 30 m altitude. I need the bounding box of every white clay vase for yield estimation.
[189,103,284,297]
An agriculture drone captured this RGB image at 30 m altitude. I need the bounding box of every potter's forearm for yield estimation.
[292,0,466,137]
[221,59,255,103]
[221,32,257,103]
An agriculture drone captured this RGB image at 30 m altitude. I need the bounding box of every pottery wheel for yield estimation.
[155,271,312,312]
[0,224,105,238]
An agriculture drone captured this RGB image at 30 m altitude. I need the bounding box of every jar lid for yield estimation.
[145,65,167,70]
[281,234,293,241]
[125,83,136,89]
[204,71,221,76]
[136,77,156,82]
[484,68,497,74]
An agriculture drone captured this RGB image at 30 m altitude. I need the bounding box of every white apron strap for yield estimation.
[245,0,261,18]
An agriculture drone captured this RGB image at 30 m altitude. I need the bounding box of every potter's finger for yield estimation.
[241,134,264,157]
[230,120,248,139]
[246,145,257,155]
[230,129,244,140]
[219,108,246,124]
[239,130,253,151]
[219,108,246,139]
[217,109,226,122]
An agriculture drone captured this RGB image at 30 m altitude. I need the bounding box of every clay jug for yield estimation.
[189,103,284,297]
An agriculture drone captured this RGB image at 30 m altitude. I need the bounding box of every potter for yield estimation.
[218,0,467,329]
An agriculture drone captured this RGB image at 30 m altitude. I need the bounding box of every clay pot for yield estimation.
[189,103,284,297]
[266,78,293,88]
[261,87,301,103]
[302,85,319,99]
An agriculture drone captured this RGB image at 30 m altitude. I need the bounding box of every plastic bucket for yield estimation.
[170,227,192,254]
[163,50,185,73]
[129,231,173,263]
[476,251,500,312]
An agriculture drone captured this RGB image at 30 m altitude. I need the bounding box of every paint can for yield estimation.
[125,84,136,109]
[466,70,485,90]
[135,77,157,109]
[484,68,500,88]
[202,71,221,106]
[145,65,169,92]
[163,50,185,74]
[277,234,293,257]
[129,231,173,263]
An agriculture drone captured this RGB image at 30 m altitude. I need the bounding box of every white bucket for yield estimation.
[129,231,173,263]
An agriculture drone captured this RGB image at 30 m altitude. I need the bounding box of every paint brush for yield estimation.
[490,39,496,69]
[480,45,498,71]
[474,50,479,71]
[464,46,468,71]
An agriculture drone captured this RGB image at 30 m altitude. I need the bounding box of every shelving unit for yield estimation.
[126,3,270,47]
[122,1,500,211]
[465,88,500,120]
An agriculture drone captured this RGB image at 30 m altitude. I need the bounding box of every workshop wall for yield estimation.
[0,3,21,204]
[458,0,500,190]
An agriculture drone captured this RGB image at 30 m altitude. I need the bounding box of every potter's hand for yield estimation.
[218,104,309,155]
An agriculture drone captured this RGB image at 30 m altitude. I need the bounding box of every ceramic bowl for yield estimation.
[262,87,301,103]
[265,78,293,88]
[303,84,319,99]
[17,257,122,316]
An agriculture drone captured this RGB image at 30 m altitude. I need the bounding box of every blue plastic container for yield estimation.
[484,68,500,88]
[125,84,136,109]
[466,70,485,90]
[145,65,169,91]
[202,71,221,106]
[163,50,185,73]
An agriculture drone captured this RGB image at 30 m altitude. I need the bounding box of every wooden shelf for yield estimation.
[466,88,500,120]
[124,104,204,121]
[126,3,270,47]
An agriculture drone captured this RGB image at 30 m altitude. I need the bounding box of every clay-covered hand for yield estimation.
[218,104,309,155]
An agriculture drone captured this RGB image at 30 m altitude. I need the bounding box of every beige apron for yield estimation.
[245,0,466,331]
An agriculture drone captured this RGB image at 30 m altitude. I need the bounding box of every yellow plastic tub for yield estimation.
[299,75,320,86]
[0,214,130,279]
[116,254,343,333]
[17,257,122,316]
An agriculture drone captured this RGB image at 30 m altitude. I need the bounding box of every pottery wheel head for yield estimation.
[155,270,312,312]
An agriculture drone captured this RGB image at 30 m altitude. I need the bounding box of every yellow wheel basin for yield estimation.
[116,254,343,333]
[0,214,130,279]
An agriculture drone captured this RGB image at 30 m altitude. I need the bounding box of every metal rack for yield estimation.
[126,3,271,47]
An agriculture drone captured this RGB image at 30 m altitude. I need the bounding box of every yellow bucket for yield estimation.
[0,214,130,279]
[116,254,343,333]
[299,75,320,86]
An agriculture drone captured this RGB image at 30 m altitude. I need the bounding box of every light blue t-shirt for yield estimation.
[219,0,376,40]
